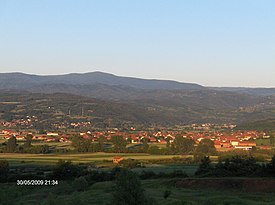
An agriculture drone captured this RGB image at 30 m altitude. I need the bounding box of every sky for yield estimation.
[0,0,274,87]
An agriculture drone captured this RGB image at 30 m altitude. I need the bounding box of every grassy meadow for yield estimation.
[0,152,186,164]
[1,178,275,205]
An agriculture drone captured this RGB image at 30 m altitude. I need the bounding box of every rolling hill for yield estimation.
[0,71,203,91]
[0,72,274,129]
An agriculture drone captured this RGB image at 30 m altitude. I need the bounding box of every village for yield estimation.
[0,126,272,152]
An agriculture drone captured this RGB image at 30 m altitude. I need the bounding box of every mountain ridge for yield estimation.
[0,71,275,129]
[0,71,204,90]
[1,71,274,90]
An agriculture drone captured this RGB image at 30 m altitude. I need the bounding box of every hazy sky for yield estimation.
[0,0,274,87]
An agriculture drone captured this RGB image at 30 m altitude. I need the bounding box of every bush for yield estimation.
[73,176,89,192]
[212,156,262,177]
[147,157,194,165]
[52,160,81,180]
[120,158,142,169]
[111,169,152,205]
[168,170,188,178]
[52,181,74,195]
[139,171,156,179]
[163,190,171,199]
[265,155,275,177]
[193,152,207,163]
[195,156,212,176]
[0,160,9,182]
[148,146,169,155]
[86,170,112,182]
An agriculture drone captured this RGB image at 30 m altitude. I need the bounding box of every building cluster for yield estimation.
[0,117,36,128]
[0,117,93,130]
[1,129,271,151]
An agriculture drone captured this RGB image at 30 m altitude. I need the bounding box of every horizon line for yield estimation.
[0,70,275,89]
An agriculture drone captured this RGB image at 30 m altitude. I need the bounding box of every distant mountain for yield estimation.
[0,71,275,129]
[0,71,204,91]
[0,90,274,129]
[211,87,275,96]
[1,72,274,98]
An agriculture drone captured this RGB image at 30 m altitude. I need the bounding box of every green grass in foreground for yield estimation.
[133,164,198,176]
[1,178,275,205]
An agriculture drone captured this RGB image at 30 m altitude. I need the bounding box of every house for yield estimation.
[259,145,272,150]
[149,137,157,143]
[220,141,232,148]
[214,140,221,148]
[230,140,240,146]
[113,156,124,164]
[238,141,256,147]
[158,139,167,144]
[16,135,25,140]
[131,137,139,143]
[47,132,59,136]
[234,146,253,150]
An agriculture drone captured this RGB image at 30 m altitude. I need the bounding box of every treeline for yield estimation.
[2,134,274,163]
[70,135,275,162]
[1,154,274,184]
[71,135,217,159]
[0,159,188,183]
[196,155,275,177]
[0,135,50,154]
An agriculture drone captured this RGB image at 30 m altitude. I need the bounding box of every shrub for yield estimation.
[139,171,156,179]
[0,160,9,182]
[52,160,81,180]
[73,176,89,192]
[111,169,151,205]
[120,158,142,169]
[195,156,212,176]
[163,190,171,199]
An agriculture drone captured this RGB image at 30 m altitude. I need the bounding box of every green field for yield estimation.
[1,178,275,205]
[0,152,189,164]
[133,164,198,176]
[255,138,273,146]
[0,152,274,205]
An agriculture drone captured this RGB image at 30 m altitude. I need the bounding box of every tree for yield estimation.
[98,135,106,152]
[111,135,127,153]
[172,136,195,154]
[127,137,132,143]
[0,160,9,182]
[163,190,171,200]
[148,145,160,155]
[44,193,58,205]
[271,156,275,173]
[111,169,150,205]
[121,159,142,169]
[270,136,275,145]
[266,155,275,176]
[213,156,261,177]
[141,138,149,153]
[24,134,33,147]
[6,136,17,153]
[73,176,89,192]
[52,160,80,180]
[195,138,217,156]
[195,156,212,176]
[38,144,50,154]
[71,135,91,152]
[165,136,172,148]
